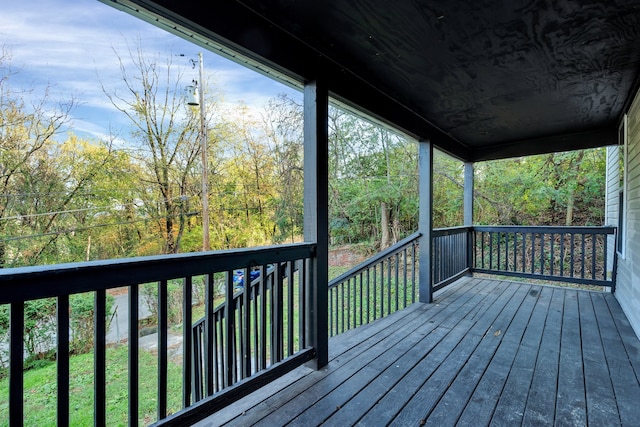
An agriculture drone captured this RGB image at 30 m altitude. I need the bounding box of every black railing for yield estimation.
[472,226,616,288]
[0,244,316,427]
[327,232,420,337]
[189,261,301,402]
[432,226,472,292]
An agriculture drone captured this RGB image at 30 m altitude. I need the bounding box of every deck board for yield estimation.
[555,290,587,426]
[195,278,640,427]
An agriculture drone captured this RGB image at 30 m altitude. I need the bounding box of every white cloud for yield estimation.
[1,0,299,144]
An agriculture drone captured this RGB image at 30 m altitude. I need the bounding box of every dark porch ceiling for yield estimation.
[108,0,640,161]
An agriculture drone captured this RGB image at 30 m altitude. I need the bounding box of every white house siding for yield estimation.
[605,145,619,274]
[615,86,640,339]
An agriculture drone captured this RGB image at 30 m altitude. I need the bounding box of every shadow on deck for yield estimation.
[197,277,640,426]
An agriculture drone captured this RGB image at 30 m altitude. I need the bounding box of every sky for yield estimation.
[0,0,301,143]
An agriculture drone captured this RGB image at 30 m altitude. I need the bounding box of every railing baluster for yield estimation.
[570,233,575,278]
[497,232,502,271]
[128,284,139,425]
[505,232,509,271]
[55,295,69,427]
[511,232,516,271]
[359,271,364,327]
[348,278,352,330]
[205,273,214,396]
[481,231,486,269]
[592,234,597,280]
[299,260,307,349]
[602,234,608,281]
[522,232,527,273]
[386,259,392,316]
[403,248,408,308]
[9,301,24,427]
[252,270,259,369]
[373,263,378,321]
[394,253,399,313]
[366,268,371,323]
[213,310,226,391]
[287,261,294,356]
[550,233,555,276]
[531,233,536,275]
[243,269,252,378]
[340,281,345,334]
[158,280,168,417]
[581,234,586,279]
[411,242,416,304]
[183,276,193,405]
[224,271,234,387]
[94,289,106,426]
[489,232,494,270]
[540,233,545,275]
[274,263,284,362]
[560,233,565,277]
[260,267,267,369]
[329,286,334,337]
[191,323,202,402]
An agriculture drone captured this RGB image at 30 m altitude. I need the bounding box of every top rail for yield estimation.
[473,225,616,234]
[328,231,421,289]
[472,225,616,288]
[0,243,316,304]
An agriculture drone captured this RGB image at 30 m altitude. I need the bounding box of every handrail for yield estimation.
[0,243,315,305]
[328,231,421,288]
[472,225,616,288]
[432,225,473,236]
[473,225,616,234]
[327,232,421,337]
[2,243,316,425]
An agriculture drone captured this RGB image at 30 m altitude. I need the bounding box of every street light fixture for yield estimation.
[186,53,210,251]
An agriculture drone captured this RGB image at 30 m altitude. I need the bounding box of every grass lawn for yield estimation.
[0,264,362,426]
[0,344,183,426]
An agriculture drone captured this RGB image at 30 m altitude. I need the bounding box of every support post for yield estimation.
[419,140,433,303]
[464,162,474,271]
[303,80,329,368]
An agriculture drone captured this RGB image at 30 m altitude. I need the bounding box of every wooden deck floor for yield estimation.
[196,277,640,426]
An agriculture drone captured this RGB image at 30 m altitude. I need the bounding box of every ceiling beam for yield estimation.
[470,128,616,162]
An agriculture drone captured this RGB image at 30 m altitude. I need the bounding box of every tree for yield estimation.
[103,44,204,254]
[0,47,85,267]
[327,107,418,249]
[261,94,304,243]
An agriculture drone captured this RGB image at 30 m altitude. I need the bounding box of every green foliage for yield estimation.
[0,293,114,371]
[141,281,185,326]
[69,293,115,354]
[0,44,608,269]
[0,345,183,426]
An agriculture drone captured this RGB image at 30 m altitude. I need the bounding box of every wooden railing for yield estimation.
[0,225,617,425]
[189,261,301,402]
[0,244,316,427]
[432,226,472,292]
[472,226,616,288]
[327,232,420,337]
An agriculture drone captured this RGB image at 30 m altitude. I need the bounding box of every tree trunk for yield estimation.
[566,187,574,226]
[381,201,390,249]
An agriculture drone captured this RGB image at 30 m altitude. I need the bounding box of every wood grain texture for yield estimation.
[195,278,640,426]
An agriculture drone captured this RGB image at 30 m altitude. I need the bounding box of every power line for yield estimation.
[0,214,182,243]
[0,195,197,222]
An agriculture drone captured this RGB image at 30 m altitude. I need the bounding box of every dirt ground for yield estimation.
[329,246,367,268]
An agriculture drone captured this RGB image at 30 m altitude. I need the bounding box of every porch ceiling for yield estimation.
[112,0,640,161]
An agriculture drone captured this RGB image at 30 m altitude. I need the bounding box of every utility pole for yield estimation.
[185,52,209,251]
[198,53,210,251]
